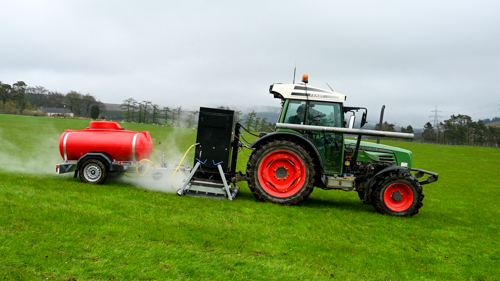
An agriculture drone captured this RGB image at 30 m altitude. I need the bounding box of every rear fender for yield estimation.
[74,152,115,178]
[250,132,324,187]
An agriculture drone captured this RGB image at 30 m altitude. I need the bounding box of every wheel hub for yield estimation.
[391,190,403,202]
[274,166,289,180]
[84,164,101,182]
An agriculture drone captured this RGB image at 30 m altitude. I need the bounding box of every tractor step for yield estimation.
[325,176,355,190]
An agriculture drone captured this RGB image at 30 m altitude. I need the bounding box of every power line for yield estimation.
[429,106,443,127]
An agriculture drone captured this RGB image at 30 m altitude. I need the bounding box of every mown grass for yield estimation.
[1,114,499,280]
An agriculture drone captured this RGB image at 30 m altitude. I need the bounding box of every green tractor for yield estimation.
[246,75,438,217]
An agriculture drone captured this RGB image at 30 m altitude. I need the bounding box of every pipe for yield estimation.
[275,123,414,139]
[377,105,385,144]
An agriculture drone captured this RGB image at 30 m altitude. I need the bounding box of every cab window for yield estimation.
[283,100,307,124]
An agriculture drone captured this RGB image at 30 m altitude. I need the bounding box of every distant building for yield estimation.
[40,107,74,117]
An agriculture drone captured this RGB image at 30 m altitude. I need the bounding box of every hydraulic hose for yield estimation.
[136,159,157,176]
[170,143,199,190]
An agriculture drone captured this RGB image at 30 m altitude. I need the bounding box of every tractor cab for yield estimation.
[270,78,347,175]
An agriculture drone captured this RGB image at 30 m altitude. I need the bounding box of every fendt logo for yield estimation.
[309,93,325,98]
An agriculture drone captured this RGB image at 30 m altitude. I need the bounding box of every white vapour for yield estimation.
[119,166,189,194]
[0,127,63,175]
[117,131,194,193]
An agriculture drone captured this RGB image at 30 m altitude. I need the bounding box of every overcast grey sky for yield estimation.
[1,0,499,127]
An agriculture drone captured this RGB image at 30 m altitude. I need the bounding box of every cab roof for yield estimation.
[269,83,346,103]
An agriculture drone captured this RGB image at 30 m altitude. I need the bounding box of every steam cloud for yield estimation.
[0,127,63,175]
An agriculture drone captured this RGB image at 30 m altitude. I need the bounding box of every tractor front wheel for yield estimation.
[247,140,315,205]
[79,159,108,184]
[371,173,424,217]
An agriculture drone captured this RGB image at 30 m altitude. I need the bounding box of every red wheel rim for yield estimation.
[383,182,414,212]
[257,150,307,198]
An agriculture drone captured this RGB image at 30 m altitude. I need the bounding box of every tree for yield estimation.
[120,98,136,122]
[0,82,12,105]
[130,100,138,121]
[175,107,182,127]
[374,121,395,132]
[81,94,98,117]
[473,120,487,146]
[188,111,198,128]
[254,117,261,132]
[142,100,152,123]
[25,86,48,108]
[260,117,269,131]
[90,105,100,119]
[442,114,473,145]
[422,122,436,143]
[152,104,160,124]
[12,81,27,110]
[163,107,171,125]
[47,91,65,108]
[65,91,83,116]
[235,110,243,123]
[136,102,144,123]
[245,111,256,131]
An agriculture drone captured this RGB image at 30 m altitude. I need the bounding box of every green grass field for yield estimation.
[1,114,499,280]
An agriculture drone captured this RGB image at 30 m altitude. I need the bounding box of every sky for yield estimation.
[1,0,499,127]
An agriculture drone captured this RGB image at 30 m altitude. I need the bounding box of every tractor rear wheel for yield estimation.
[371,172,424,217]
[79,159,108,184]
[247,140,315,205]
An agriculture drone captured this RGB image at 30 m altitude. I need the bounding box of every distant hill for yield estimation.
[104,103,123,111]
[487,121,500,127]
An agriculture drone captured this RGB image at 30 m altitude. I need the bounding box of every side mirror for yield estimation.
[348,115,356,129]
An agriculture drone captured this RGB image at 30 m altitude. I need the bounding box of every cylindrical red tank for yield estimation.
[59,121,153,161]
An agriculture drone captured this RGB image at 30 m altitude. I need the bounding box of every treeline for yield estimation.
[369,115,500,148]
[120,98,274,131]
[481,116,500,124]
[0,81,105,117]
[421,114,500,147]
[120,98,199,127]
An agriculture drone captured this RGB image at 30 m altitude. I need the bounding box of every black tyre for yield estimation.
[79,159,108,184]
[371,172,424,217]
[246,140,315,205]
[357,191,370,204]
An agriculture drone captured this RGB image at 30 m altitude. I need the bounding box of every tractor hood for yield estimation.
[345,139,413,168]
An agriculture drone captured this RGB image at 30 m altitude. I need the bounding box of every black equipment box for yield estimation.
[194,107,238,180]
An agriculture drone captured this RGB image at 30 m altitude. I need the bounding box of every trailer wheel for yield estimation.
[247,140,315,205]
[79,159,108,184]
[371,173,423,217]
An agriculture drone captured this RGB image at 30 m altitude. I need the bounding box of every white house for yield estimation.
[40,107,74,117]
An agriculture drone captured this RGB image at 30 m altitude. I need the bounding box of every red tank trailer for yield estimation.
[56,121,153,184]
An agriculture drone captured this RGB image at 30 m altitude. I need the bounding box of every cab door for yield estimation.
[304,101,344,175]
